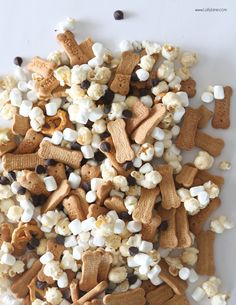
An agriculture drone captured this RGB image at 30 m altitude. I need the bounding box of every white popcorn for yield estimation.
[176,66,190,81]
[139,55,155,72]
[142,41,161,55]
[151,127,165,141]
[124,196,138,215]
[139,163,153,174]
[162,92,182,111]
[87,83,106,101]
[136,69,150,81]
[90,67,111,84]
[114,219,125,234]
[44,260,63,280]
[29,107,45,132]
[157,60,174,80]
[138,143,154,162]
[113,176,129,192]
[184,198,200,215]
[127,221,142,233]
[181,247,199,266]
[201,91,214,103]
[132,40,142,51]
[181,52,198,67]
[151,81,169,97]
[0,185,13,200]
[45,287,63,305]
[0,103,17,120]
[92,119,106,134]
[168,75,181,90]
[210,216,234,233]
[55,218,71,236]
[70,65,91,85]
[40,252,54,264]
[202,277,221,297]
[88,106,104,122]
[54,66,71,86]
[61,250,78,272]
[108,102,126,120]
[213,85,224,99]
[140,95,153,108]
[57,272,68,289]
[140,170,162,189]
[218,160,231,170]
[44,176,57,192]
[133,157,142,168]
[178,267,190,280]
[192,287,206,302]
[6,205,23,222]
[154,141,164,158]
[108,266,127,284]
[57,17,76,33]
[162,44,179,61]
[1,253,16,266]
[9,88,22,107]
[204,181,220,199]
[119,40,133,52]
[198,191,210,208]
[211,294,228,305]
[194,151,214,170]
[189,185,205,197]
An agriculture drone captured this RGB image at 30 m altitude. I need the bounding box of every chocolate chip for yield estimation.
[104,104,112,114]
[27,237,40,250]
[103,89,114,104]
[36,280,47,289]
[127,274,138,285]
[100,141,111,153]
[122,109,133,119]
[159,220,168,231]
[127,175,136,186]
[35,165,47,174]
[100,131,110,139]
[153,241,159,250]
[80,80,90,89]
[8,171,16,181]
[119,211,132,221]
[113,10,124,20]
[123,161,133,171]
[63,289,72,302]
[71,142,81,151]
[152,78,160,86]
[80,158,87,166]
[14,56,23,66]
[0,176,11,185]
[131,72,139,82]
[65,165,74,178]
[31,194,48,207]
[45,159,57,166]
[17,186,26,195]
[129,246,139,256]
[80,181,91,192]
[139,88,150,97]
[85,120,93,129]
[94,151,106,162]
[79,290,87,298]
[56,235,65,245]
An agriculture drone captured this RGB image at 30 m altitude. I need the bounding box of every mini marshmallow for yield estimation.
[81,217,96,232]
[85,190,97,203]
[139,241,153,253]
[201,92,214,103]
[17,80,28,92]
[176,91,189,107]
[136,69,150,81]
[119,40,133,52]
[107,210,119,221]
[147,265,161,280]
[26,90,38,102]
[21,208,34,223]
[140,95,153,108]
[190,185,205,197]
[63,128,78,142]
[154,141,164,157]
[68,172,81,189]
[81,145,94,159]
[19,199,34,210]
[139,264,150,275]
[127,221,142,233]
[1,253,16,266]
[92,42,105,57]
[151,127,165,141]
[127,256,140,268]
[133,157,142,168]
[57,272,68,289]
[64,235,77,248]
[44,176,57,192]
[40,252,54,264]
[10,88,22,107]
[130,278,142,289]
[113,94,126,103]
[51,131,63,145]
[93,235,105,247]
[50,97,62,109]
[213,85,224,99]
[188,268,199,283]
[139,163,153,174]
[191,287,206,302]
[91,178,104,191]
[46,102,58,116]
[11,181,21,194]
[150,276,163,286]
[19,100,33,117]
[110,190,124,198]
[173,106,185,123]
[179,267,190,280]
[114,219,125,234]
[72,246,83,260]
[68,219,82,235]
[171,125,180,137]
[134,253,153,266]
[198,191,210,208]
[88,56,104,68]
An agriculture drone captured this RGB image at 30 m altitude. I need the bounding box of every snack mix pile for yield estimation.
[0,17,234,305]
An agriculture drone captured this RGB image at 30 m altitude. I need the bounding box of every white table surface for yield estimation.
[0,0,236,304]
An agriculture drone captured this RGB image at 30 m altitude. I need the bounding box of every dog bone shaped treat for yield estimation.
[141,211,161,242]
[19,170,49,196]
[158,207,178,249]
[38,72,60,97]
[164,294,190,305]
[41,109,70,136]
[70,279,79,303]
[11,114,30,136]
[103,288,146,305]
[104,196,127,213]
[0,140,17,157]
[46,238,65,261]
[47,162,67,185]
[175,205,192,248]
[28,276,46,303]
[2,152,44,171]
[84,300,101,305]
[97,248,113,282]
[73,281,108,305]
[87,204,109,218]
[14,129,44,154]
[146,284,174,305]
[0,223,14,242]
[180,78,196,98]
[126,100,150,134]
[175,164,198,187]
[195,130,225,157]
[28,56,56,77]
[97,181,113,204]
[81,164,101,181]
[195,169,224,187]
[63,195,88,221]
[197,105,213,129]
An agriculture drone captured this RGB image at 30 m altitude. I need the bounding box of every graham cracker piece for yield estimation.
[87,204,108,218]
[180,78,196,98]
[28,276,46,303]
[41,179,71,213]
[2,152,44,171]
[84,300,100,305]
[28,56,56,77]
[14,129,43,154]
[196,170,224,187]
[196,230,215,276]
[47,162,67,185]
[70,279,79,303]
[0,140,17,157]
[97,181,113,204]
[75,281,108,305]
[189,198,221,236]
[12,114,30,136]
[176,205,192,248]
[46,238,65,261]
[133,187,160,224]
[164,294,189,305]
[198,105,213,129]
[52,85,68,98]
[175,164,198,188]
[0,223,14,242]
[158,207,178,249]
[97,248,113,282]
[11,259,42,298]
[212,86,233,129]
[38,72,60,97]
[103,288,146,305]
[79,38,94,61]
[146,284,174,305]
[63,195,89,221]
[141,211,161,242]
[141,280,156,294]
[159,259,187,295]
[132,103,166,144]
[195,130,224,157]
[107,119,135,163]
[157,165,181,210]
[176,107,201,150]
[104,196,127,213]
[38,140,83,169]
[19,170,49,196]
[126,100,150,134]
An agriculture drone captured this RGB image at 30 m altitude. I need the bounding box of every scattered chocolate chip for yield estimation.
[127,274,138,285]
[14,56,23,66]
[119,211,132,221]
[0,176,11,185]
[8,171,16,181]
[31,194,48,207]
[65,165,74,178]
[105,288,114,294]
[113,10,124,20]
[94,151,106,162]
[104,104,112,114]
[127,175,136,186]
[153,241,160,250]
[63,289,72,302]
[152,78,160,86]
[139,88,150,97]
[123,161,133,171]
[56,235,65,245]
[80,80,91,90]
[79,290,87,298]
[129,246,139,256]
[100,131,110,139]
[122,109,133,119]
[80,158,87,166]
[35,165,47,174]
[159,220,168,231]
[85,120,93,129]
[17,186,26,195]
[45,159,57,166]
[103,89,114,104]
[80,181,91,192]
[36,280,47,290]
[27,237,40,250]
[100,141,111,153]
[71,142,81,151]
[131,72,139,82]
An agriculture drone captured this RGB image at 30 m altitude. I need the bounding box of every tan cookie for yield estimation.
[19,170,49,196]
[196,230,215,276]
[11,259,42,298]
[176,107,201,150]
[158,207,178,249]
[110,73,131,96]
[63,195,89,221]
[57,31,94,66]
[157,165,181,210]
[47,238,65,261]
[84,300,101,305]
[132,103,166,144]
[133,187,160,224]
[38,141,83,169]
[97,181,113,204]
[198,105,213,129]
[28,56,56,77]
[180,78,196,98]
[38,72,60,97]
[195,130,224,157]
[52,85,67,98]
[41,109,70,136]
[126,100,150,135]
[81,164,101,181]
[24,295,31,305]
[103,288,146,305]
[41,179,71,213]
[28,276,46,303]
[0,140,17,157]
[0,223,14,242]
[164,294,189,305]
[2,152,44,172]
[189,197,221,235]
[47,162,67,185]
[141,211,161,242]
[15,129,44,154]
[104,196,127,213]
[176,205,192,248]
[159,259,187,295]
[97,248,113,282]
[195,170,224,187]
[87,204,108,218]
[107,119,135,163]
[212,86,233,129]
[146,284,174,305]
[12,114,30,136]
[75,281,108,305]
[175,164,198,188]
[80,249,103,291]
[70,279,79,303]
[141,280,156,294]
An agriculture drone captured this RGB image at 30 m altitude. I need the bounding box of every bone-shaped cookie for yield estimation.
[0,140,17,157]
[195,130,224,157]
[197,105,213,129]
[28,276,46,303]
[126,100,150,134]
[146,284,174,305]
[19,170,49,196]
[97,248,113,282]
[47,162,67,185]
[103,288,146,305]
[2,153,44,171]
[28,56,56,77]
[176,205,192,248]
[15,128,44,154]
[104,196,127,213]
[75,281,108,305]
[141,211,161,242]
[12,114,30,136]
[107,119,134,164]
[158,207,178,249]
[46,238,65,261]
[38,72,60,97]
[63,195,88,221]
[164,294,189,305]
[175,164,198,188]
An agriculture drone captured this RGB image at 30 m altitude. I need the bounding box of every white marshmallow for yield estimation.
[173,106,185,123]
[188,268,199,283]
[51,131,63,145]
[154,141,164,157]
[127,257,140,268]
[133,157,142,168]
[150,276,163,286]
[40,252,54,264]
[11,181,21,194]
[113,94,126,103]
[176,91,189,107]
[57,272,68,289]
[81,145,94,159]
[76,108,89,124]
[26,90,38,102]
[139,241,153,253]
[151,127,165,141]
[68,219,82,235]
[46,102,58,116]
[198,191,210,208]
[110,190,124,198]
[50,98,62,109]
[19,100,33,117]
[93,235,105,247]
[0,253,16,266]
[17,80,28,92]
[179,267,190,280]
[147,265,161,280]
[171,125,180,137]
[136,69,150,81]
[92,43,105,57]
[113,219,125,234]
[63,128,78,142]
[213,85,224,99]
[190,185,205,197]
[139,264,150,275]
[10,88,22,107]
[130,278,142,289]
[140,95,153,108]
[134,253,153,266]
[68,172,81,189]
[127,221,142,233]
[201,92,214,103]
[64,235,77,248]
[139,163,153,174]
[88,56,104,68]
[107,210,119,221]
[191,287,206,302]
[91,178,104,191]
[119,40,133,52]
[72,246,83,260]
[85,190,97,203]
[21,208,34,223]
[44,176,57,192]
[81,217,96,232]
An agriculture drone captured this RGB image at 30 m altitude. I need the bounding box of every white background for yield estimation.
[0,0,236,304]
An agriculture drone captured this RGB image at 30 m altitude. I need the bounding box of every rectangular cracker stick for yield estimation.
[126,100,150,134]
[196,170,224,187]
[198,105,213,129]
[146,284,174,305]
[175,164,198,188]
[38,72,60,97]
[2,153,44,171]
[164,294,189,305]
[196,230,215,276]
[27,56,56,77]
[74,281,108,305]
[133,187,160,224]
[0,140,17,157]
[157,165,181,210]
[41,180,71,213]
[159,259,187,295]
[189,198,221,235]
[107,119,135,163]
[38,141,82,169]
[103,288,146,305]
[158,207,178,248]
[132,103,166,144]
[212,86,233,129]
[195,131,224,157]
[141,212,161,242]
[176,205,192,248]
[12,114,30,136]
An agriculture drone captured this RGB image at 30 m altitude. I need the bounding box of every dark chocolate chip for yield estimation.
[122,109,133,119]
[123,161,133,171]
[56,235,65,245]
[80,181,91,192]
[103,89,114,104]
[8,171,16,181]
[100,141,111,153]
[127,274,138,285]
[35,165,47,174]
[100,131,110,139]
[129,246,139,256]
[17,186,26,195]
[127,175,136,186]
[63,289,72,302]
[31,194,48,207]
[119,211,132,221]
[139,89,150,97]
[27,237,40,249]
[131,72,139,82]
[94,151,106,162]
[80,80,90,90]
[104,104,112,114]
[14,56,23,66]
[36,280,47,290]
[45,159,57,166]
[159,220,168,231]
[113,10,124,20]
[65,165,74,178]
[80,158,87,166]
[71,142,81,151]
[0,176,11,185]
[152,78,160,86]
